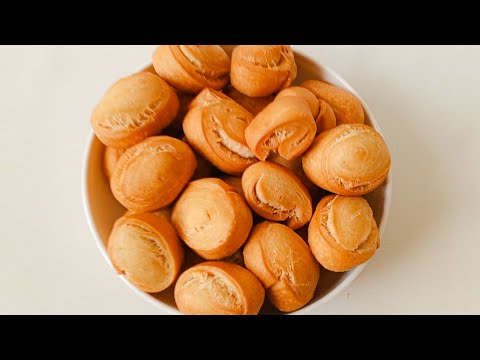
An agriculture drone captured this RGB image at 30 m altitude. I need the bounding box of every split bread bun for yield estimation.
[108,212,184,293]
[242,161,312,230]
[243,222,320,312]
[308,195,380,272]
[172,178,253,260]
[231,45,297,97]
[183,88,257,175]
[301,80,364,125]
[175,261,265,315]
[152,45,230,93]
[92,72,179,148]
[245,95,316,161]
[111,136,197,212]
[302,124,391,196]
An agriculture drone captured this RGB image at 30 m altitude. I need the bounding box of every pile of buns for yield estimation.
[91,45,391,315]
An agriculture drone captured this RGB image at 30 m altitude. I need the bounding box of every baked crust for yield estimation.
[231,45,297,97]
[302,124,391,196]
[308,195,380,272]
[225,86,274,116]
[242,161,312,230]
[108,212,184,293]
[111,136,197,212]
[243,221,320,312]
[183,88,257,176]
[301,80,364,125]
[175,261,265,315]
[172,178,253,260]
[92,72,179,148]
[103,147,126,180]
[152,45,230,93]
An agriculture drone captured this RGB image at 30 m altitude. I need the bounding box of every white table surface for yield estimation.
[1,45,479,314]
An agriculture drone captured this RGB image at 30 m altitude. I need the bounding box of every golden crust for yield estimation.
[92,72,179,149]
[242,161,312,230]
[175,261,265,315]
[231,45,297,97]
[243,222,319,312]
[152,45,230,93]
[301,80,364,125]
[103,147,126,180]
[316,99,337,133]
[172,178,253,260]
[302,124,391,196]
[183,89,257,176]
[108,212,184,293]
[245,96,317,161]
[308,195,379,272]
[276,86,320,118]
[224,86,274,116]
[111,136,197,212]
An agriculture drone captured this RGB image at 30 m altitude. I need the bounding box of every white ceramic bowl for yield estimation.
[82,50,392,315]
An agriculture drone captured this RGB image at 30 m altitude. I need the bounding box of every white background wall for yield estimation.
[0,45,479,314]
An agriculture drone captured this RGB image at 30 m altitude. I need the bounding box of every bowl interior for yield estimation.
[83,50,392,315]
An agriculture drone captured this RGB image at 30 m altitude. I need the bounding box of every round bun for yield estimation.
[242,161,312,230]
[108,212,184,293]
[243,221,320,312]
[231,45,297,97]
[175,261,265,315]
[111,136,197,212]
[308,195,380,272]
[152,45,230,93]
[302,124,391,196]
[172,178,253,260]
[92,72,179,148]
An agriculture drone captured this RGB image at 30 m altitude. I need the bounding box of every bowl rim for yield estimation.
[82,49,392,315]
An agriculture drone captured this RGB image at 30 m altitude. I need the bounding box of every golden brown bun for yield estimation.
[175,261,265,315]
[316,99,337,133]
[231,45,297,97]
[276,86,320,118]
[308,195,379,272]
[92,72,179,149]
[225,86,274,116]
[103,147,126,180]
[172,178,253,260]
[302,124,391,196]
[245,96,316,161]
[242,161,312,230]
[124,207,172,222]
[108,212,184,293]
[152,45,230,93]
[301,80,364,125]
[243,221,319,312]
[183,88,257,176]
[111,136,197,212]
[162,92,195,139]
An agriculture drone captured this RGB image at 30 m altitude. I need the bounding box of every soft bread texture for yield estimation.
[301,80,364,125]
[152,45,230,93]
[92,72,179,148]
[308,195,379,272]
[103,147,126,180]
[231,45,297,97]
[245,96,316,161]
[111,136,197,212]
[183,88,257,175]
[242,161,312,230]
[108,212,184,293]
[175,261,265,315]
[302,124,391,196]
[243,222,320,312]
[172,178,253,260]
[225,86,274,116]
